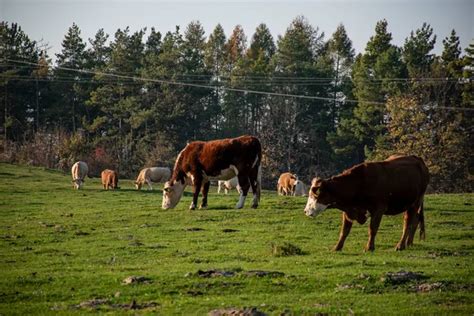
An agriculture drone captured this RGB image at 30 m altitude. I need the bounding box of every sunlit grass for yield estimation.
[0,163,473,314]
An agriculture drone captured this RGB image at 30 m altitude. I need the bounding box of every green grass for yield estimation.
[0,162,473,315]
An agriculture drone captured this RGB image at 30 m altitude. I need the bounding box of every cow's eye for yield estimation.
[311,187,319,196]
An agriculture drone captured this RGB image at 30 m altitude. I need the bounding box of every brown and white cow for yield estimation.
[135,167,171,190]
[217,177,241,195]
[71,161,89,189]
[162,135,262,210]
[304,155,429,251]
[101,169,119,190]
[277,172,297,196]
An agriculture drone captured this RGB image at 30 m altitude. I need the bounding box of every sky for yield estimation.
[1,0,473,62]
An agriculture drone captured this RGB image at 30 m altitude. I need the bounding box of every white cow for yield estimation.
[293,179,307,196]
[71,161,89,189]
[135,167,171,190]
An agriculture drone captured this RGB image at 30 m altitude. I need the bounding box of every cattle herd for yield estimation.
[70,135,430,252]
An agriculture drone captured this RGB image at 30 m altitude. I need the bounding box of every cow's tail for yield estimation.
[419,200,425,241]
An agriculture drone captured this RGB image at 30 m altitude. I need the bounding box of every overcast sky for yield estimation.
[1,0,473,62]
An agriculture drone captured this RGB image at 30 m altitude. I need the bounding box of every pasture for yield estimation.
[0,163,473,315]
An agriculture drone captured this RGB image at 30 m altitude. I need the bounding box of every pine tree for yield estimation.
[204,24,227,135]
[221,25,248,136]
[402,22,436,77]
[0,22,41,141]
[263,16,331,180]
[336,20,405,162]
[54,23,88,132]
[180,21,213,140]
[86,27,146,174]
[246,23,275,134]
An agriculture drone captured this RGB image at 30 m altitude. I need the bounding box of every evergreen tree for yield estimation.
[263,16,331,180]
[87,27,145,174]
[180,21,213,140]
[204,24,227,135]
[245,23,275,134]
[54,23,88,132]
[334,20,405,162]
[402,22,436,78]
[0,22,41,141]
[221,25,248,136]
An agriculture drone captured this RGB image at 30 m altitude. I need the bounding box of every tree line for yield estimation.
[0,18,472,192]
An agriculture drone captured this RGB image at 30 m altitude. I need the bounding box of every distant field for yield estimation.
[0,163,473,315]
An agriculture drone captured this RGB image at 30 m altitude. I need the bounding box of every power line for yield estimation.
[6,58,380,104]
[3,58,473,111]
[2,60,462,82]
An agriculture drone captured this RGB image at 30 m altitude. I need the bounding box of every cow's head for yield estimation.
[162,179,186,209]
[304,178,332,217]
[134,181,142,190]
[72,179,84,189]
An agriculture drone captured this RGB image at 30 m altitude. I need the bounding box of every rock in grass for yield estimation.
[381,270,427,285]
[208,307,267,316]
[414,282,445,292]
[271,242,305,257]
[197,270,236,278]
[122,276,152,284]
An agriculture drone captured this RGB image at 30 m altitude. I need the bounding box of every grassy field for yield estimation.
[0,162,473,315]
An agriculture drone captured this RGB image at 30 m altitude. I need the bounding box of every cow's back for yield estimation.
[148,167,171,182]
[197,136,261,174]
[360,156,429,214]
[71,161,88,180]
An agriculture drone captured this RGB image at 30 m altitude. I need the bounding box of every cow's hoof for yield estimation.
[199,205,207,210]
[395,244,406,251]
[235,204,243,209]
[189,205,196,210]
[364,246,375,252]
[251,204,258,209]
[333,245,343,251]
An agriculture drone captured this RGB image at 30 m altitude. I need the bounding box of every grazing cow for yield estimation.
[162,135,262,210]
[71,161,89,190]
[101,169,119,190]
[293,180,307,196]
[304,155,429,251]
[217,177,242,195]
[277,172,297,196]
[135,167,171,190]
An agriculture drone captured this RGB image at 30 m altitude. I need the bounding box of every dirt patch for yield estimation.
[413,282,445,292]
[222,229,239,233]
[193,269,285,278]
[209,307,267,316]
[197,270,236,278]
[74,298,158,310]
[242,270,285,278]
[122,276,153,285]
[381,271,427,285]
[271,242,306,257]
[186,227,205,232]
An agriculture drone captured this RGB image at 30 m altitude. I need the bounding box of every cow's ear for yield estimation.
[311,186,320,196]
[163,187,171,193]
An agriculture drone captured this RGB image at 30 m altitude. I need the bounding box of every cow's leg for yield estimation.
[225,186,229,195]
[334,212,353,251]
[217,183,222,194]
[406,210,419,247]
[236,174,250,209]
[190,177,202,210]
[249,167,260,209]
[146,178,153,190]
[396,208,418,250]
[365,212,383,252]
[200,181,210,209]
